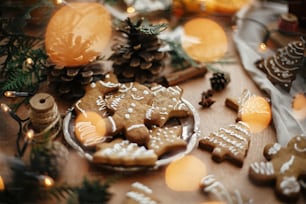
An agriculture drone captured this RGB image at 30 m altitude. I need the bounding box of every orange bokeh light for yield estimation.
[182,18,228,63]
[0,176,5,191]
[239,95,272,133]
[204,0,250,14]
[165,155,206,191]
[45,2,112,67]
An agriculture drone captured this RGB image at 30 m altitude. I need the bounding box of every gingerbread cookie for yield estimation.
[74,111,112,147]
[103,82,156,145]
[255,40,304,91]
[198,121,251,167]
[249,135,306,202]
[92,138,158,166]
[200,174,253,204]
[123,182,160,204]
[149,85,190,127]
[147,125,186,157]
[74,72,119,117]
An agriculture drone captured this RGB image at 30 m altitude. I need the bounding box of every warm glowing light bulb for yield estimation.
[0,176,5,191]
[127,6,136,14]
[0,103,10,112]
[4,91,14,97]
[44,176,54,187]
[26,58,34,66]
[54,0,64,4]
[26,129,35,141]
[258,43,267,51]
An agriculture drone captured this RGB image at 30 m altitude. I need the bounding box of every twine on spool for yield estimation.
[23,93,62,143]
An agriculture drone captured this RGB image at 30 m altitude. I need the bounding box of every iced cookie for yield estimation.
[123,182,160,204]
[255,40,304,91]
[74,111,112,147]
[200,174,253,204]
[249,135,306,202]
[74,73,119,117]
[198,121,251,167]
[103,82,156,145]
[147,125,186,157]
[92,138,158,166]
[149,85,190,127]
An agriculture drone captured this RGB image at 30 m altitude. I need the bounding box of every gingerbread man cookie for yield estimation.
[149,85,190,127]
[74,73,119,117]
[198,121,251,167]
[249,135,306,202]
[103,82,156,145]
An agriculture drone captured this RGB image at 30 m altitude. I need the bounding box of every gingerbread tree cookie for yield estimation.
[255,40,305,91]
[198,121,251,167]
[92,138,158,166]
[249,135,306,202]
[147,125,186,157]
[149,85,190,127]
[103,82,155,145]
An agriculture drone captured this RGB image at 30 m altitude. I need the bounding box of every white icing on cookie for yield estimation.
[280,176,300,195]
[250,161,274,175]
[280,156,295,174]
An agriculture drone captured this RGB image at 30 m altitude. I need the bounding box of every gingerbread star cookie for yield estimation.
[198,121,251,167]
[92,138,158,166]
[249,135,306,202]
[149,85,190,127]
[103,82,155,145]
[147,125,186,157]
[74,72,119,117]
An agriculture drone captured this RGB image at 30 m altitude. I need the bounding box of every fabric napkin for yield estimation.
[233,2,306,146]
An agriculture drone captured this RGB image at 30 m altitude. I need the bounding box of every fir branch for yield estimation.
[165,38,200,70]
[140,23,168,35]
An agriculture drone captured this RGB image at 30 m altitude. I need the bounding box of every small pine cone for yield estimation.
[49,61,106,99]
[199,89,215,108]
[109,18,167,84]
[210,72,230,91]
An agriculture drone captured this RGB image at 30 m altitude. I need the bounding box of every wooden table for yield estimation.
[0,2,305,204]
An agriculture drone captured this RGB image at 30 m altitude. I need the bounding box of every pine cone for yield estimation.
[199,89,215,108]
[210,72,230,91]
[49,61,106,99]
[109,18,167,83]
[30,141,69,179]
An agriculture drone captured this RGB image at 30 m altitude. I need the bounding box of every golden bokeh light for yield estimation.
[240,95,272,133]
[165,155,206,191]
[0,176,5,191]
[204,0,250,14]
[45,2,112,67]
[182,18,228,63]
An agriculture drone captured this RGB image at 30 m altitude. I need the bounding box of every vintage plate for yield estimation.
[63,98,200,172]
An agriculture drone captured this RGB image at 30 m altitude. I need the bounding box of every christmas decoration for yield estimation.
[48,60,106,100]
[109,17,168,83]
[209,71,230,91]
[0,19,48,97]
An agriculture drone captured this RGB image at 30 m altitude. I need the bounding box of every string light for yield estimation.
[25,129,34,142]
[37,175,54,187]
[258,42,267,52]
[126,6,136,14]
[25,58,34,66]
[1,103,11,113]
[4,91,33,98]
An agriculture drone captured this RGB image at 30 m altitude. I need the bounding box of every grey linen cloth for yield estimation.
[233,2,306,146]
